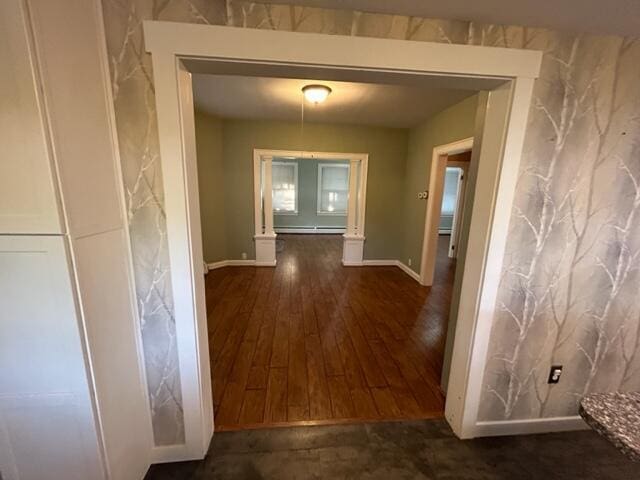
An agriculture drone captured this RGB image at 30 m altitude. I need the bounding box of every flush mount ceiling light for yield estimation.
[302,84,332,104]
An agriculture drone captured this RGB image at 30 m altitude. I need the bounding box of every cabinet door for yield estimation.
[0,0,63,234]
[0,236,104,480]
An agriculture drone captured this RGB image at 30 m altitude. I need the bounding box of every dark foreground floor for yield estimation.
[145,419,638,479]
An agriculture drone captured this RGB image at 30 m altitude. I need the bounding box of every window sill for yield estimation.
[274,211,299,216]
[316,211,347,216]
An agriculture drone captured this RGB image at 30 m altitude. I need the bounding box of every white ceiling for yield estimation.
[192,75,476,129]
[251,0,640,36]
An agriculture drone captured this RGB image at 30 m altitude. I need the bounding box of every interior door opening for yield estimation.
[144,22,540,457]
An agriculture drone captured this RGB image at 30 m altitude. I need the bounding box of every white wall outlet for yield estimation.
[241,252,247,260]
[408,258,412,266]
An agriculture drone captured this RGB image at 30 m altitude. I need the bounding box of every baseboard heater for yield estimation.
[274,226,346,234]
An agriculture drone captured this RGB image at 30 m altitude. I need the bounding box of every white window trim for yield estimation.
[272,161,299,216]
[317,163,350,216]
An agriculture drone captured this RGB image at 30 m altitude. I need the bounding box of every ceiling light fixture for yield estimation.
[302,84,332,104]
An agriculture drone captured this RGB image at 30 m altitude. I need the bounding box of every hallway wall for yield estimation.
[195,111,227,263]
[400,95,478,276]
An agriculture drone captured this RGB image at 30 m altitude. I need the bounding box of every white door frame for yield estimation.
[143,22,541,460]
[447,160,470,258]
[253,149,369,266]
[420,137,474,285]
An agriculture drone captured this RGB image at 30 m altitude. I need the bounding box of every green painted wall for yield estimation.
[196,96,478,265]
[195,111,227,262]
[401,95,479,275]
[195,114,409,262]
[272,158,348,229]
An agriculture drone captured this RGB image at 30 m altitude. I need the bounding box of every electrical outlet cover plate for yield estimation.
[548,365,563,384]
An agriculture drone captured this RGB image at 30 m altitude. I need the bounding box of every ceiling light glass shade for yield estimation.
[302,84,332,104]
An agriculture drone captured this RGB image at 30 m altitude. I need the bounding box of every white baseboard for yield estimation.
[361,259,421,283]
[473,415,588,437]
[255,260,277,266]
[151,444,197,464]
[396,261,421,283]
[207,259,256,270]
[207,257,420,283]
[361,259,397,266]
[275,227,346,234]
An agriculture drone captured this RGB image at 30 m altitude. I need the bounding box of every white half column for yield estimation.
[254,155,277,266]
[342,158,365,266]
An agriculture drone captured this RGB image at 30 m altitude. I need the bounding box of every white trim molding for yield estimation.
[208,258,420,283]
[341,233,366,266]
[420,137,474,287]
[206,260,256,270]
[360,260,421,283]
[142,21,541,455]
[255,149,368,267]
[474,416,588,437]
[274,227,346,234]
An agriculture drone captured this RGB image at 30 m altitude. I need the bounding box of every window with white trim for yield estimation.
[317,163,350,215]
[272,161,298,214]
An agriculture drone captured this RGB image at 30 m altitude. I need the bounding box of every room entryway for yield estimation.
[208,234,455,430]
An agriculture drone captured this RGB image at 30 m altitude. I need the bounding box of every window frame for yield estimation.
[272,161,299,216]
[317,163,350,216]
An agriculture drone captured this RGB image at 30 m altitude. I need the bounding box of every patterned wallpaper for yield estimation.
[100,0,640,444]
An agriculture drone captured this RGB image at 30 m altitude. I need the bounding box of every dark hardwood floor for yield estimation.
[206,234,455,430]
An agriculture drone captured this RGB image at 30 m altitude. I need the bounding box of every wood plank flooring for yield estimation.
[206,234,455,430]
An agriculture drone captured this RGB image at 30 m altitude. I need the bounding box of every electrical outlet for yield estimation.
[241,252,247,260]
[408,258,412,266]
[548,365,563,384]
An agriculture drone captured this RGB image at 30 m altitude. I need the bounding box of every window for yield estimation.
[272,161,298,214]
[317,163,350,215]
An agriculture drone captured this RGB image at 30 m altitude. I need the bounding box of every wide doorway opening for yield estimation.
[193,72,481,431]
[144,22,540,457]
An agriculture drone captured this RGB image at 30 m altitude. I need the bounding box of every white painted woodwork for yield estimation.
[346,159,359,235]
[445,78,536,438]
[253,149,368,265]
[262,156,275,235]
[177,60,214,449]
[72,229,152,480]
[254,234,278,266]
[143,23,542,79]
[448,162,470,258]
[150,51,214,461]
[0,0,62,234]
[0,236,105,480]
[342,234,366,266]
[144,21,540,446]
[28,0,124,239]
[420,137,474,286]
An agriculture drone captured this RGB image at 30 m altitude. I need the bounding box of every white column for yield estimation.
[346,159,358,235]
[254,155,277,266]
[263,156,274,236]
[342,158,365,266]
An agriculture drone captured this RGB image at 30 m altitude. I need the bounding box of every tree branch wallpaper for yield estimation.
[101,0,640,445]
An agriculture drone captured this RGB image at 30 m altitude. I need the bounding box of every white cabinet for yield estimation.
[0,0,63,234]
[0,236,104,480]
[0,1,152,479]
